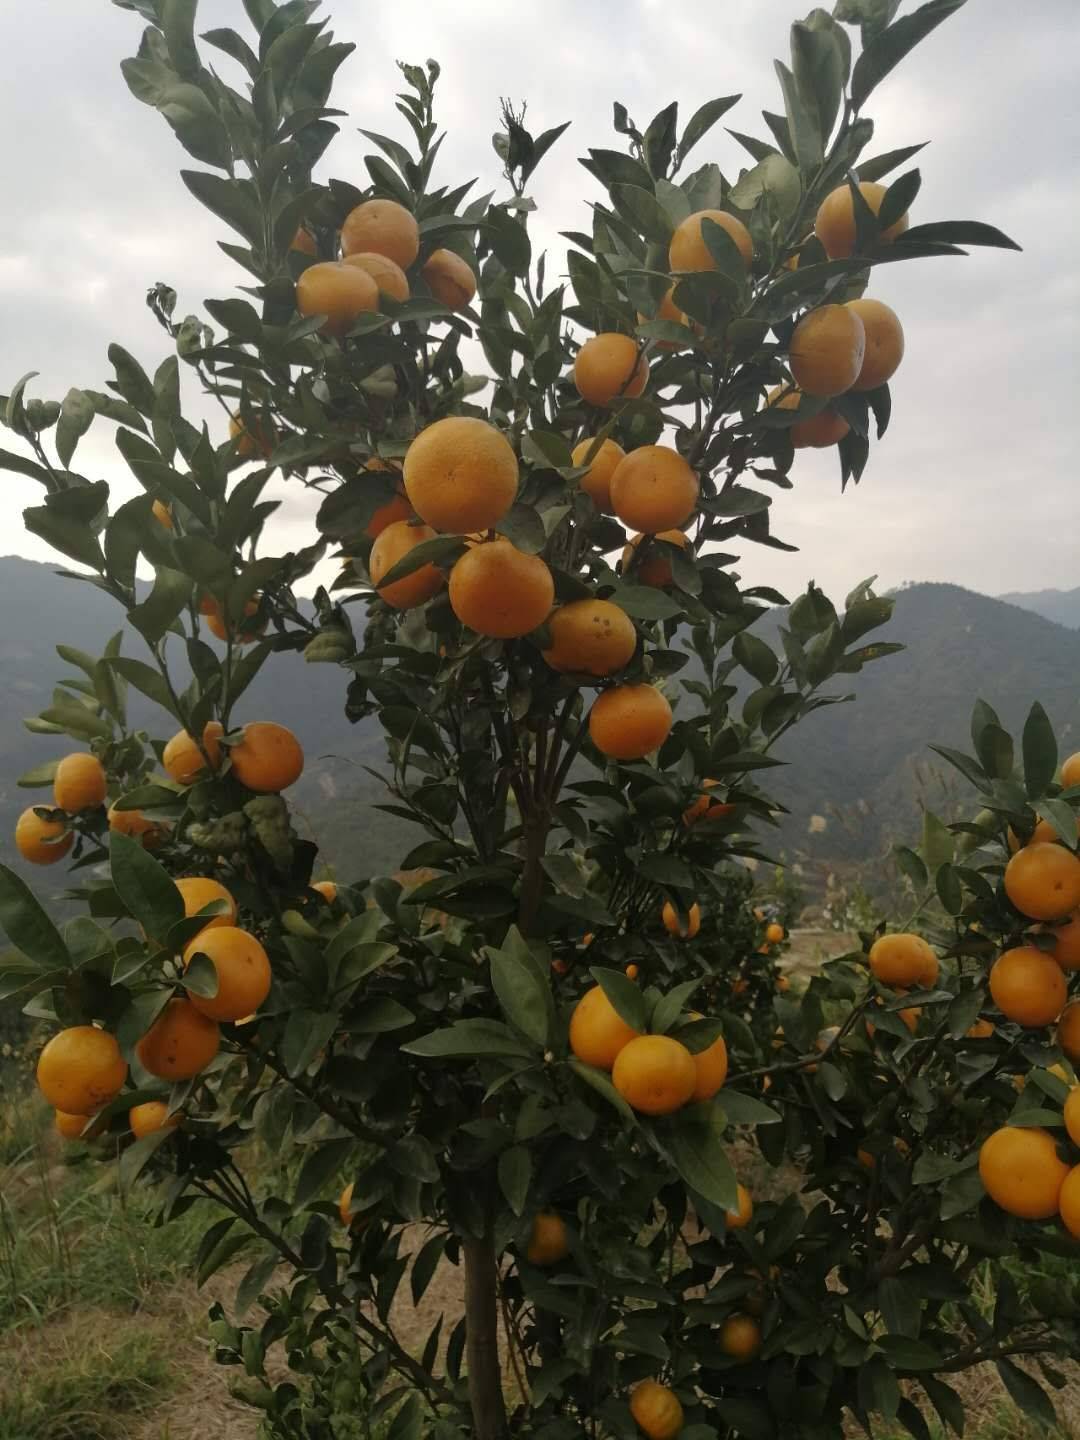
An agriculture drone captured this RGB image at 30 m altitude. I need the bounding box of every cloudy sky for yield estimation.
[0,0,1077,610]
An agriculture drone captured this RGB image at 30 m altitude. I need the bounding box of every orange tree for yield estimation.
[4,2,1076,1437]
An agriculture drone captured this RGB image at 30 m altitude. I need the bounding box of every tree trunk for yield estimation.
[463,1229,506,1440]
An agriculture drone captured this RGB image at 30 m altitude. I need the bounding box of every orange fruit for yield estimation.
[341,199,419,269]
[404,416,518,533]
[568,984,640,1070]
[978,1125,1070,1219]
[163,720,224,785]
[291,226,317,255]
[312,880,338,903]
[152,498,173,528]
[789,305,866,397]
[814,181,910,260]
[343,251,410,303]
[338,1181,366,1228]
[682,779,733,826]
[526,1212,569,1265]
[573,333,649,406]
[37,1027,127,1116]
[55,1109,104,1141]
[765,922,784,945]
[765,385,849,448]
[1064,1089,1080,1146]
[448,538,554,639]
[989,946,1067,1027]
[175,877,237,935]
[571,436,625,511]
[541,599,637,677]
[625,963,640,981]
[183,926,272,1022]
[1059,1003,1080,1063]
[422,248,477,309]
[609,445,699,533]
[130,1100,179,1139]
[228,411,275,459]
[1009,817,1080,852]
[229,721,304,793]
[719,1313,762,1361]
[630,1380,684,1440]
[15,806,73,865]
[136,998,220,1081]
[846,298,904,391]
[966,1018,995,1039]
[107,805,164,847]
[662,900,701,939]
[589,684,673,761]
[1005,843,1080,920]
[688,1022,728,1102]
[295,260,379,337]
[1061,752,1080,788]
[1061,1166,1080,1239]
[725,1182,753,1230]
[369,519,445,609]
[622,530,689,588]
[202,594,264,644]
[868,933,939,989]
[612,1034,696,1115]
[365,492,415,540]
[669,209,753,271]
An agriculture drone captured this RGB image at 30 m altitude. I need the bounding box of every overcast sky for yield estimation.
[0,0,1077,610]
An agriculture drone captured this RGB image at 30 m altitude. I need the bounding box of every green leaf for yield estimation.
[651,979,702,1036]
[975,723,1014,781]
[851,0,968,111]
[119,1128,175,1191]
[995,1360,1058,1429]
[110,831,184,937]
[181,952,219,1000]
[488,937,552,1048]
[162,0,200,77]
[610,185,672,245]
[718,1091,781,1126]
[374,534,464,589]
[609,584,684,621]
[128,567,193,644]
[402,1019,532,1060]
[567,1059,635,1122]
[897,219,1020,251]
[791,18,845,147]
[857,142,929,182]
[679,96,741,164]
[23,502,105,572]
[1035,798,1078,847]
[108,657,181,721]
[1022,701,1057,799]
[879,1275,922,1339]
[486,206,531,275]
[729,153,801,220]
[0,863,71,971]
[282,1008,338,1077]
[733,631,778,684]
[17,760,61,789]
[39,703,112,742]
[495,505,546,555]
[935,862,963,916]
[774,58,822,172]
[498,1145,532,1216]
[589,966,647,1033]
[56,388,96,469]
[667,1103,738,1210]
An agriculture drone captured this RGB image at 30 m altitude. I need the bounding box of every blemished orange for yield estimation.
[989,946,1067,1027]
[1064,1089,1080,1147]
[163,720,224,785]
[37,1027,127,1116]
[571,436,625,511]
[725,1182,753,1228]
[365,492,414,540]
[1061,1166,1080,1239]
[622,530,689,588]
[1005,843,1080,920]
[341,199,420,269]
[175,877,237,935]
[662,900,701,939]
[689,1023,728,1102]
[766,385,850,448]
[183,926,272,1022]
[719,1313,762,1361]
[765,922,784,944]
[669,209,753,271]
[343,251,410,303]
[814,181,910,259]
[422,248,477,309]
[868,933,939,989]
[295,261,379,337]
[152,499,173,528]
[312,880,338,903]
[541,599,637,677]
[1061,752,1080,788]
[228,411,275,459]
[612,1034,696,1115]
[589,684,673,761]
[229,722,304,793]
[1058,1002,1080,1063]
[136,998,220,1081]
[573,333,649,406]
[978,1125,1070,1219]
[107,805,164,847]
[630,1380,684,1440]
[609,445,699,533]
[130,1101,179,1139]
[846,299,905,391]
[55,1109,102,1141]
[448,538,554,639]
[404,416,518,533]
[15,806,73,865]
[526,1212,569,1265]
[683,779,733,826]
[569,984,640,1070]
[369,519,445,609]
[789,305,866,397]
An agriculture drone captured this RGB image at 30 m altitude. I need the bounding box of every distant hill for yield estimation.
[998,586,1080,630]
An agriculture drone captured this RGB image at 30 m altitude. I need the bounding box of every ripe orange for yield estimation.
[107,805,164,847]
[669,209,753,271]
[163,720,224,785]
[612,1034,696,1115]
[989,946,1067,1027]
[37,1027,127,1116]
[202,594,264,644]
[130,1100,179,1139]
[625,963,640,981]
[978,1125,1070,1219]
[448,538,554,639]
[765,385,849,448]
[719,1313,762,1361]
[228,411,275,460]
[1058,1003,1080,1063]
[343,251,410,303]
[136,998,220,1081]
[688,1024,728,1102]
[765,922,784,945]
[1064,1088,1080,1146]
[568,984,640,1070]
[183,926,272,1022]
[1009,817,1080,852]
[365,492,414,540]
[341,199,420,269]
[846,299,904,391]
[422,248,477,309]
[1061,1166,1080,1239]
[789,305,866,397]
[542,599,637,677]
[404,417,518,533]
[725,1182,752,1228]
[622,530,689,588]
[312,880,338,903]
[295,261,379,337]
[573,333,649,406]
[1061,752,1080,788]
[682,779,733,826]
[814,181,910,259]
[1005,843,1080,920]
[369,519,445,609]
[589,684,673,761]
[571,436,625,511]
[15,806,73,865]
[630,1380,684,1440]
[55,1109,104,1141]
[966,1018,995,1039]
[868,933,939,989]
[661,900,701,939]
[526,1212,569,1265]
[609,445,699,533]
[229,721,304,793]
[175,877,237,935]
[339,1181,366,1228]
[152,499,173,528]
